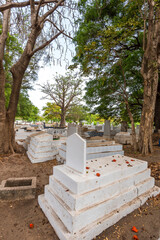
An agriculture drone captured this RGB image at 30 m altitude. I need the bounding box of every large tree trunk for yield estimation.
[60,112,66,127]
[125,101,137,151]
[154,80,160,132]
[0,26,40,153]
[138,0,160,155]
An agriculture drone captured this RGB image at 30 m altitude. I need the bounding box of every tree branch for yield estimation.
[45,19,73,39]
[40,0,64,23]
[29,31,63,56]
[0,0,59,11]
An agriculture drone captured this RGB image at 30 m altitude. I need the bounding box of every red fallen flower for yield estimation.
[126,161,129,164]
[96,173,101,177]
[93,170,95,172]
[133,235,139,240]
[131,159,135,161]
[112,159,116,162]
[86,167,90,169]
[29,223,34,229]
[132,226,138,233]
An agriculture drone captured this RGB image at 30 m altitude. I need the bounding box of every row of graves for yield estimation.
[11,122,160,239]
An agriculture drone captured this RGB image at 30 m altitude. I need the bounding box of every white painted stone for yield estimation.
[57,140,124,162]
[38,154,160,240]
[27,132,58,163]
[54,155,148,194]
[49,168,150,211]
[38,186,160,240]
[66,133,86,174]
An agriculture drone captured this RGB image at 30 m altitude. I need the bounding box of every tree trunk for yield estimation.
[121,121,128,132]
[60,112,66,127]
[154,80,160,132]
[138,1,160,155]
[0,27,40,153]
[125,101,137,151]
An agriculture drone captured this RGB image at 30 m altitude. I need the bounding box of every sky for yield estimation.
[28,64,68,113]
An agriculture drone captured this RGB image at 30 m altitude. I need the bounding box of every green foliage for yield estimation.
[73,0,145,123]
[42,102,61,122]
[66,105,87,123]
[16,91,40,121]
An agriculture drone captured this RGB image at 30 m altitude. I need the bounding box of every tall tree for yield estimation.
[39,72,82,127]
[73,0,144,150]
[138,0,160,154]
[0,0,75,153]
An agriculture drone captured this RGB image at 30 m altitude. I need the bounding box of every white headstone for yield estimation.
[66,133,86,174]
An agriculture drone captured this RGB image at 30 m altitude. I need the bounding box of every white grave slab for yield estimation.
[66,133,86,174]
[39,154,160,240]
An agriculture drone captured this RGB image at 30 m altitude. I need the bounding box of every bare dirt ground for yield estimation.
[0,136,160,240]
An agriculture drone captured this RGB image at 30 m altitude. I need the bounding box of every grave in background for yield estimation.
[38,133,160,240]
[57,138,124,163]
[27,132,58,163]
[67,123,78,137]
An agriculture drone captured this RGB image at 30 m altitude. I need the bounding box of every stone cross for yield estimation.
[66,133,86,174]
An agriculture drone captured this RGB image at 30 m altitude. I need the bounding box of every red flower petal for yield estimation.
[112,159,116,162]
[132,226,138,233]
[96,173,100,177]
[133,235,139,240]
[126,161,129,164]
[29,223,34,229]
[86,167,90,169]
[131,159,135,161]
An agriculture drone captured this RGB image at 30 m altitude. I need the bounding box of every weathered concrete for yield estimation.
[57,139,124,163]
[27,132,58,163]
[0,177,36,201]
[38,154,160,240]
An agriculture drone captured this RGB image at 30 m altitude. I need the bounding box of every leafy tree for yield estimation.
[39,72,83,127]
[66,104,87,123]
[42,102,61,123]
[16,91,40,122]
[73,0,144,150]
[0,0,76,153]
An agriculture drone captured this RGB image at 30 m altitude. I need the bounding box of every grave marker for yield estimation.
[66,133,86,174]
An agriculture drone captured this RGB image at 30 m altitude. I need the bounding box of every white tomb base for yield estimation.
[27,132,58,163]
[38,154,160,240]
[57,140,124,163]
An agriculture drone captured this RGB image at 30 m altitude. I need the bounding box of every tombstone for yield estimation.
[136,125,140,134]
[104,120,111,137]
[95,125,102,131]
[39,152,160,240]
[66,133,86,174]
[67,123,78,137]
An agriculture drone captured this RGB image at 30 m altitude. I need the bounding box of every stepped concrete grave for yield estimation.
[27,132,58,163]
[39,149,160,240]
[57,138,124,163]
[0,177,36,201]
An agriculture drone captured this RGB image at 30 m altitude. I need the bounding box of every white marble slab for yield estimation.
[66,133,86,174]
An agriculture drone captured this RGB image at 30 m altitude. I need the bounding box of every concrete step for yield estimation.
[38,185,160,240]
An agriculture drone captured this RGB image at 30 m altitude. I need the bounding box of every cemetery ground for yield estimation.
[0,136,160,240]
